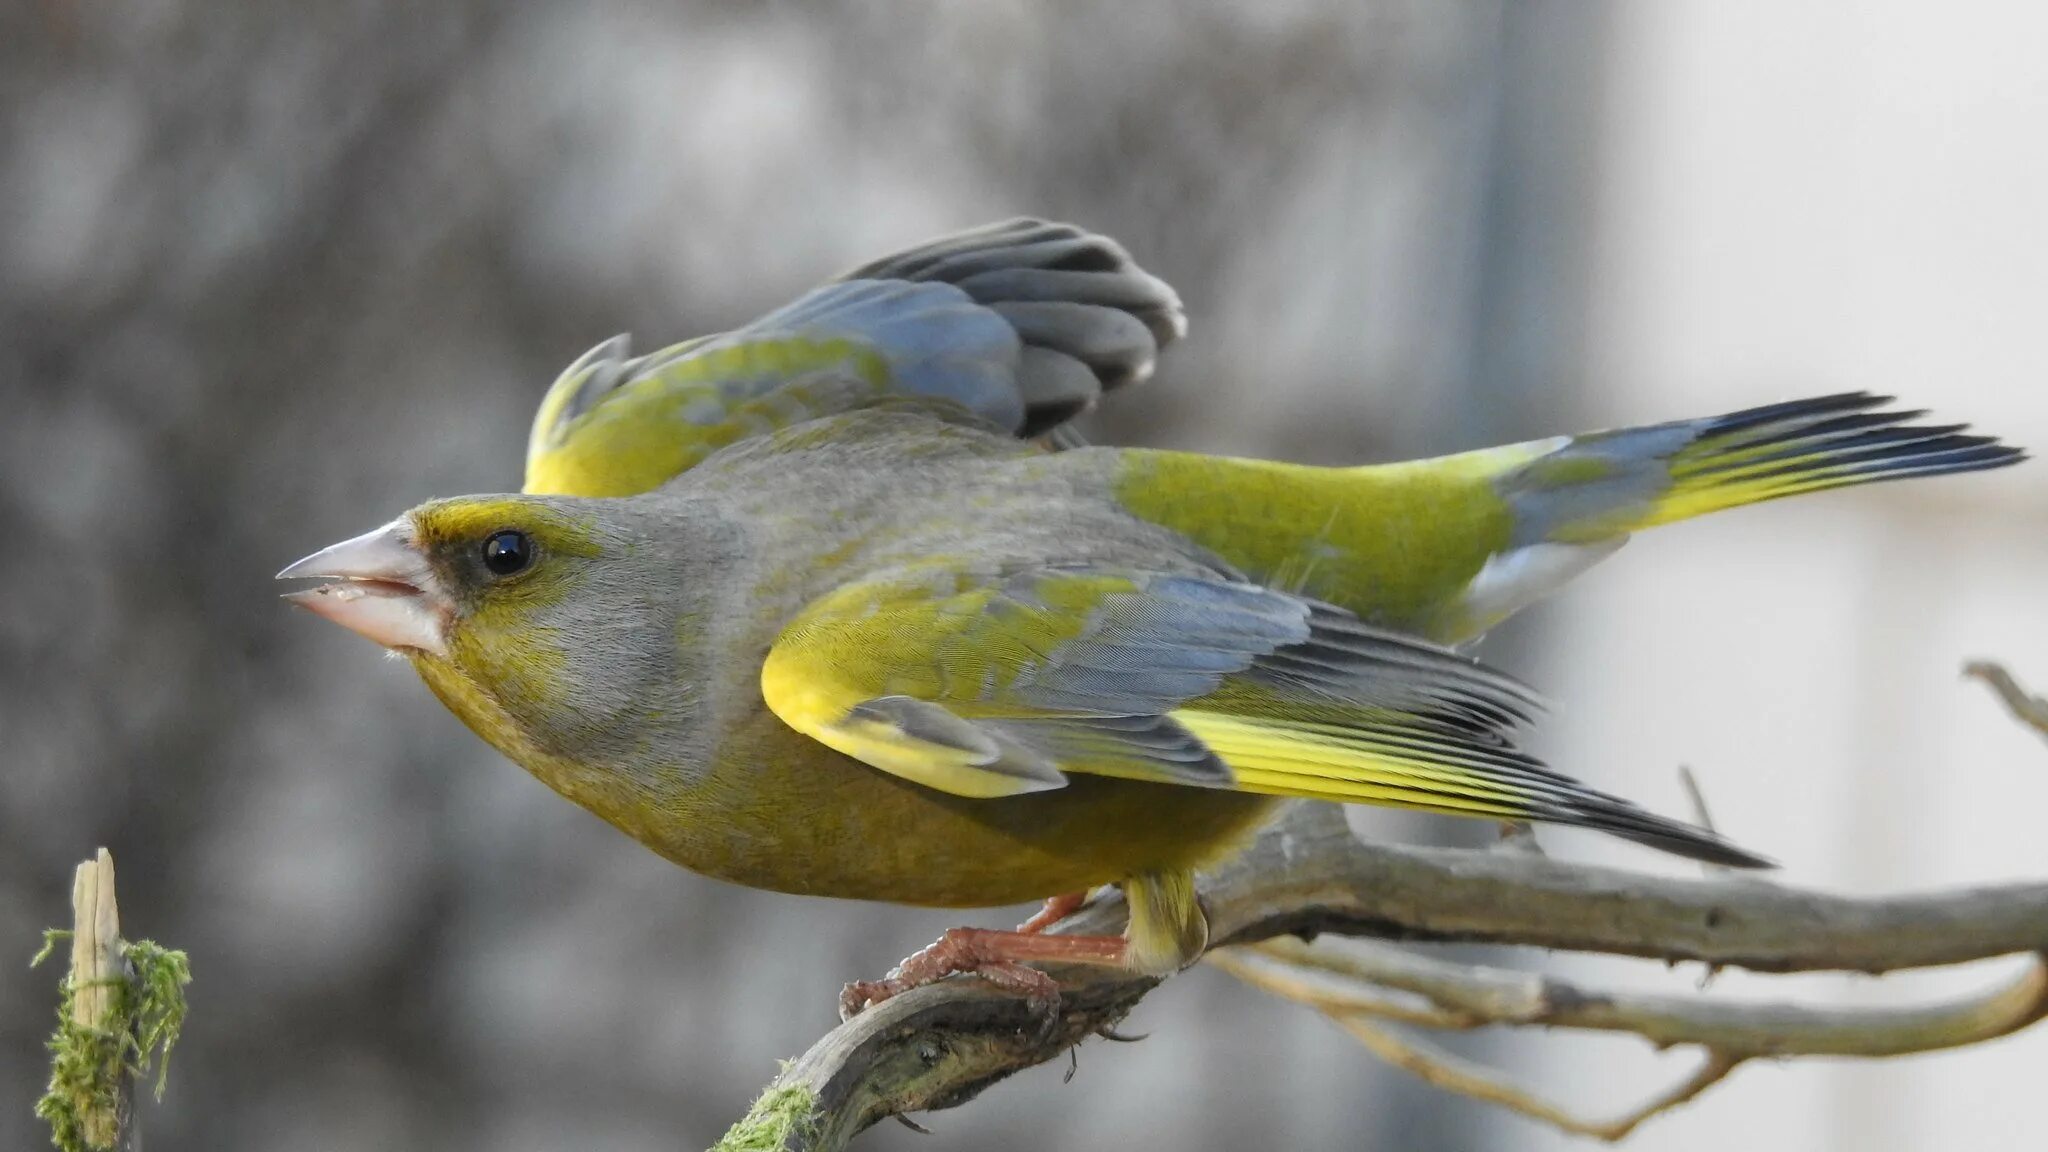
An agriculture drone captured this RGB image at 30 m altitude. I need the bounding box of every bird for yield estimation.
[279,219,2025,1015]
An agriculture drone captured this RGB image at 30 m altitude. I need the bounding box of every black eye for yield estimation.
[481,530,532,576]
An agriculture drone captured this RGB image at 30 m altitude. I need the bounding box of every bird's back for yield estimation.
[673,407,1221,627]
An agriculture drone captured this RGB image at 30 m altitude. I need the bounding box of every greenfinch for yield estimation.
[281,220,2024,1011]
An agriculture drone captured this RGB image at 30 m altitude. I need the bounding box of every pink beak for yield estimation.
[277,521,452,655]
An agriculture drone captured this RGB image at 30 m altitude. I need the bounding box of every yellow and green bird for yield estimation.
[281,219,2024,1010]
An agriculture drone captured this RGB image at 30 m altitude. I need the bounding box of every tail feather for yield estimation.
[1641,392,2025,529]
[1500,393,2025,548]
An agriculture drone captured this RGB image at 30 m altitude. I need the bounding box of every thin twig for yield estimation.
[1206,947,1484,1030]
[1965,661,2048,742]
[1673,764,1733,983]
[1676,766,1717,837]
[1332,1015,1744,1142]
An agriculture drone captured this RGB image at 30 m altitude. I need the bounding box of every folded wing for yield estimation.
[761,564,1767,866]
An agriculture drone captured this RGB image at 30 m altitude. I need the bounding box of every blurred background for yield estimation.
[4,1,2046,1149]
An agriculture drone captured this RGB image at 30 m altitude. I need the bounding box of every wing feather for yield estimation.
[525,219,1184,496]
[762,564,1769,867]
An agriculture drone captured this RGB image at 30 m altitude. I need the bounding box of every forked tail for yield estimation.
[1437,393,2026,639]
[1509,392,2025,542]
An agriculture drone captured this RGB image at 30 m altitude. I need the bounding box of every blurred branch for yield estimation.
[1965,660,2048,742]
[717,791,2048,1150]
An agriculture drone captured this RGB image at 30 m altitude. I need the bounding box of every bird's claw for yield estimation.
[838,965,1065,1041]
[838,927,1069,1039]
[838,978,898,1022]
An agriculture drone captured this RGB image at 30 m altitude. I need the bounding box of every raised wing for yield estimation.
[760,564,1767,866]
[524,219,1185,497]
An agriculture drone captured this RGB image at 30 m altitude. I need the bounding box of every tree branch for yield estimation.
[716,800,2048,1150]
[1215,937,2048,1057]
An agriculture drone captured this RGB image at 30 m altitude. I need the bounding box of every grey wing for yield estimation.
[526,220,1186,493]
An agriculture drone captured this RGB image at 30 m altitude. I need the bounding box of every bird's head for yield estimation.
[278,495,712,770]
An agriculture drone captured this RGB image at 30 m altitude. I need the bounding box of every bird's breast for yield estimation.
[581,703,1279,908]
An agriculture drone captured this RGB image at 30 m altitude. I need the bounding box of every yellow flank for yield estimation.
[525,336,896,497]
[1112,446,1534,636]
[692,708,1281,909]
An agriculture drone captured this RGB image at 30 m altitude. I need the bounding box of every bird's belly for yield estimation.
[630,709,1279,907]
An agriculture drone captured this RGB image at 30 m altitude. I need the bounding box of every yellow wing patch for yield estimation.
[758,564,1766,866]
[1174,710,1534,818]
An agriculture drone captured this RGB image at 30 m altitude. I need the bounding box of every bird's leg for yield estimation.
[1015,891,1090,934]
[838,927,1128,1022]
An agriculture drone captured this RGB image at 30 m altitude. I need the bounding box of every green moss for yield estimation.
[32,930,192,1152]
[710,1077,820,1152]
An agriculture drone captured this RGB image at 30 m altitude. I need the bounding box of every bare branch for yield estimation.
[68,850,130,1151]
[718,972,1158,1152]
[1214,937,2048,1057]
[1187,802,2048,974]
[1208,945,1485,1030]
